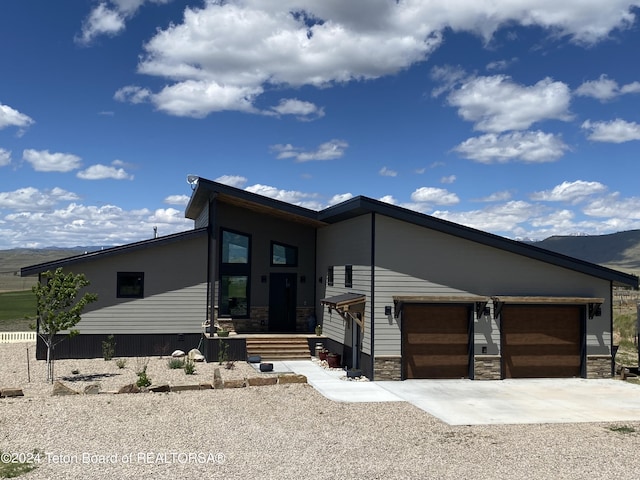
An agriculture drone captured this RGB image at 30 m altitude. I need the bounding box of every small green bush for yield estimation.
[115,358,127,369]
[102,334,116,361]
[167,358,185,369]
[184,359,196,375]
[136,366,151,388]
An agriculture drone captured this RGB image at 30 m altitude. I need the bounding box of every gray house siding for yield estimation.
[317,214,372,355]
[64,233,208,335]
[373,214,612,377]
[195,202,209,229]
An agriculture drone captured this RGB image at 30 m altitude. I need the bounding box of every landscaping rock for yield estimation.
[199,382,213,389]
[247,355,261,363]
[148,383,170,393]
[52,381,79,396]
[213,368,223,389]
[277,374,307,384]
[0,387,24,398]
[223,378,246,388]
[84,384,101,395]
[171,350,186,358]
[259,363,274,372]
[248,376,278,387]
[117,383,141,394]
[171,384,202,392]
[188,348,205,362]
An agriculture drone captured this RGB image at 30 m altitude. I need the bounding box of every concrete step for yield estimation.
[246,336,311,360]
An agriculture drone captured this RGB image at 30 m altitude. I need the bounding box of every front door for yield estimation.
[269,273,297,332]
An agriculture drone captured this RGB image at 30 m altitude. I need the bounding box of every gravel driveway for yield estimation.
[2,342,640,479]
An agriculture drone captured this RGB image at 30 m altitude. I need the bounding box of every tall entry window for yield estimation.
[220,229,250,317]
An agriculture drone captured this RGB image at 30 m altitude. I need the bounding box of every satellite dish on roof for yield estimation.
[187,175,199,190]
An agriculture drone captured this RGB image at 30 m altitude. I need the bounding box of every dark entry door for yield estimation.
[269,273,297,332]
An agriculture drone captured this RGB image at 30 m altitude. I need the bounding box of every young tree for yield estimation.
[33,268,98,382]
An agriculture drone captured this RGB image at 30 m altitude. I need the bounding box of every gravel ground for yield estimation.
[2,342,640,479]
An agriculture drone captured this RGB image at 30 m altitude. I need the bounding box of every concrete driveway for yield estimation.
[377,378,640,425]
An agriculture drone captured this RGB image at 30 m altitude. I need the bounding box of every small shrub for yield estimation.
[184,359,196,375]
[102,334,116,361]
[218,339,229,365]
[136,366,152,388]
[167,358,185,369]
[609,424,636,434]
[0,449,42,478]
[115,358,127,369]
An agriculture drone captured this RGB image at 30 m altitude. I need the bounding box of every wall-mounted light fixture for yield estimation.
[384,306,392,316]
[300,275,306,284]
[318,276,323,284]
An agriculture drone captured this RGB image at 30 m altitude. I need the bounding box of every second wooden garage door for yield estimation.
[501,305,582,378]
[402,304,470,379]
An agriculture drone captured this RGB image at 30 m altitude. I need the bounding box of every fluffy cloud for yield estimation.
[0,148,11,167]
[117,0,639,117]
[114,85,151,104]
[575,74,640,101]
[530,180,608,203]
[23,149,82,172]
[581,119,640,143]
[583,194,640,219]
[0,187,80,211]
[379,167,398,177]
[378,195,397,205]
[269,99,325,120]
[77,162,134,180]
[440,175,456,184]
[327,193,354,206]
[444,75,572,132]
[411,187,460,206]
[475,190,512,202]
[0,103,34,130]
[454,131,568,163]
[164,194,190,206]
[270,140,348,162]
[244,184,322,210]
[214,175,248,188]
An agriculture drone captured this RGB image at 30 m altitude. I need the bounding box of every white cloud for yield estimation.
[581,119,640,143]
[120,1,638,117]
[378,195,397,205]
[444,75,572,132]
[269,98,325,120]
[164,194,190,206]
[454,131,568,163]
[486,58,517,71]
[0,148,11,167]
[583,193,640,219]
[440,175,456,184]
[77,163,134,180]
[327,193,353,206]
[432,201,540,234]
[214,175,248,188]
[270,140,348,162]
[575,74,640,101]
[379,167,398,177]
[415,168,426,174]
[0,187,80,211]
[530,180,608,203]
[114,85,151,104]
[411,187,460,206]
[475,190,512,202]
[244,184,322,210]
[0,103,34,130]
[23,149,82,172]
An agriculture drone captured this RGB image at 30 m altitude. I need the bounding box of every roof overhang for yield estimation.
[321,293,366,333]
[491,295,605,319]
[392,295,491,318]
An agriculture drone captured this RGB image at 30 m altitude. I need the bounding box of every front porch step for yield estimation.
[246,336,312,360]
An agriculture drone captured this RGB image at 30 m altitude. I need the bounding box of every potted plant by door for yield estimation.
[318,348,329,361]
[327,353,341,368]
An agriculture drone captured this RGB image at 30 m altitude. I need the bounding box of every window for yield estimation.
[345,265,353,288]
[327,266,334,286]
[220,229,250,317]
[271,242,298,266]
[117,272,144,298]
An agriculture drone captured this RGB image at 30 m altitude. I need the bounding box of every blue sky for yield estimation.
[1,0,640,249]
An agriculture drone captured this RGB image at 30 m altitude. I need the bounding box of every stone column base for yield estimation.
[374,356,401,381]
[474,355,501,380]
[586,355,612,379]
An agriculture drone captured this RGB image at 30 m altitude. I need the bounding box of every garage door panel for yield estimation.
[502,305,582,379]
[403,304,471,379]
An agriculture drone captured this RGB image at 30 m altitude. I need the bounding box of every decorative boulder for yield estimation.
[188,348,205,362]
[247,355,261,363]
[259,363,274,372]
[0,388,24,398]
[171,350,186,358]
[213,368,223,389]
[148,384,170,393]
[117,383,141,394]
[52,381,79,396]
[84,384,101,395]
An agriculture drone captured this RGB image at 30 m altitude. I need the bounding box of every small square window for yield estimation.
[345,265,353,288]
[271,242,298,267]
[117,272,144,298]
[327,266,334,286]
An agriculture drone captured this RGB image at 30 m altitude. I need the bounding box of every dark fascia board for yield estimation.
[318,196,639,288]
[20,228,208,277]
[185,178,320,222]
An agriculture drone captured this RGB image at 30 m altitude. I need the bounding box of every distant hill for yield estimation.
[530,230,640,278]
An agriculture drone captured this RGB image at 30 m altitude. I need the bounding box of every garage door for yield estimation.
[501,305,582,379]
[402,304,471,379]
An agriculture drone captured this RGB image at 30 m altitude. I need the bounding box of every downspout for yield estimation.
[209,193,218,323]
[370,212,375,380]
[610,281,615,377]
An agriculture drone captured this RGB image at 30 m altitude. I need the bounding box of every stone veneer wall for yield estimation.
[374,356,401,381]
[586,355,612,379]
[473,355,501,380]
[217,306,314,333]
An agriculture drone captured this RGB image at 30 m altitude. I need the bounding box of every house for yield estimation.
[22,177,639,380]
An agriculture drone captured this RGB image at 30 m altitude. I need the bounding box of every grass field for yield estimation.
[0,290,36,331]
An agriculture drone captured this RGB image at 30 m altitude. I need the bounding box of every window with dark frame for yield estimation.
[327,266,334,286]
[220,229,251,317]
[271,241,298,266]
[117,272,144,298]
[345,265,353,288]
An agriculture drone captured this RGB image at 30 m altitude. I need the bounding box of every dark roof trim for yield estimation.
[21,228,208,277]
[185,178,320,222]
[319,196,639,288]
[320,293,366,308]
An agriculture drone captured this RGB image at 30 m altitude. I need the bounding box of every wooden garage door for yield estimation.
[502,305,582,379]
[402,304,470,379]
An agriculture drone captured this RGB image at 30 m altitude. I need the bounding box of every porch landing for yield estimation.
[204,334,326,361]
